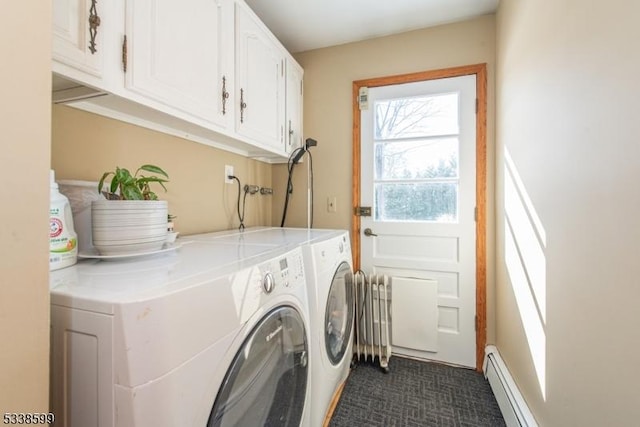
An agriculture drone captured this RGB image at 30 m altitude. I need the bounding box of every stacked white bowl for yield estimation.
[91,200,168,255]
[57,180,105,254]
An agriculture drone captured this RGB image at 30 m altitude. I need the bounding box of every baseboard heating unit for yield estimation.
[483,345,538,427]
[353,272,391,372]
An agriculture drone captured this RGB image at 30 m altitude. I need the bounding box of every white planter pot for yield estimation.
[91,200,168,255]
[57,180,107,253]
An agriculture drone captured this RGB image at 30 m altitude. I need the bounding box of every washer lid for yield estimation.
[208,306,308,427]
[49,240,291,310]
[189,226,343,247]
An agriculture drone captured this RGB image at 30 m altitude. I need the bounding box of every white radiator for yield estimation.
[353,272,392,372]
[483,345,538,427]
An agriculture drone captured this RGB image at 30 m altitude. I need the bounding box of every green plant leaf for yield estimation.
[138,177,168,193]
[122,184,144,200]
[109,175,119,194]
[138,164,169,179]
[98,172,113,195]
[137,177,168,185]
[122,175,136,186]
[115,167,132,182]
[136,176,167,182]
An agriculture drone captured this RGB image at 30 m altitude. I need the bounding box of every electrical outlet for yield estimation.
[224,165,234,184]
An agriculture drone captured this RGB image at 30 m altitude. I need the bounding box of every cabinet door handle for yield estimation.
[288,120,293,147]
[221,76,229,115]
[240,88,247,123]
[88,0,101,54]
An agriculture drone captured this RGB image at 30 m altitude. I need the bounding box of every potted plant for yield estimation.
[91,165,170,255]
[98,164,169,200]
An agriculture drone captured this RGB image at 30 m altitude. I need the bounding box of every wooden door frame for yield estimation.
[351,63,487,371]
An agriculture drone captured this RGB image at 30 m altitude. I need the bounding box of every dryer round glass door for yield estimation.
[208,306,308,427]
[325,261,354,365]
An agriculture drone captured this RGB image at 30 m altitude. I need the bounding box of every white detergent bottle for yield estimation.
[50,170,78,270]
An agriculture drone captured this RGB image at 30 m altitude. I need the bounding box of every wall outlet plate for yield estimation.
[224,165,234,184]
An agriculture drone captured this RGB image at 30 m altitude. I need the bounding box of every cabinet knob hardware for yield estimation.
[221,76,229,115]
[240,88,247,123]
[288,120,293,146]
[88,0,101,54]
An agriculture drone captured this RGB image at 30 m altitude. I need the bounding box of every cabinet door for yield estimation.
[126,0,233,129]
[53,0,104,81]
[286,58,304,155]
[50,305,114,427]
[235,3,285,151]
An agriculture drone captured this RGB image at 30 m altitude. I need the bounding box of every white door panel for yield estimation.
[391,277,438,352]
[360,75,476,367]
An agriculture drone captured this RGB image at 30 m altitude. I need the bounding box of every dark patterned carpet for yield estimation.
[329,357,505,427]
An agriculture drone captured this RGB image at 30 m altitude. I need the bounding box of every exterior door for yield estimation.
[359,74,477,368]
[208,306,308,427]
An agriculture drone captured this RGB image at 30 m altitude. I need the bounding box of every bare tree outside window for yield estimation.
[373,93,460,222]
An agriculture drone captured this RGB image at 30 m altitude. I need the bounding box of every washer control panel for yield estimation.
[259,247,305,294]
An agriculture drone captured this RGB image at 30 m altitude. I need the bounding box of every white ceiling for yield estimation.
[244,0,499,53]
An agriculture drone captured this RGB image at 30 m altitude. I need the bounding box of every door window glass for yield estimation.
[374,93,459,139]
[325,262,354,365]
[208,306,308,427]
[373,93,460,223]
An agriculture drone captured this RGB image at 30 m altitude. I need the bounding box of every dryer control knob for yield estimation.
[262,272,275,294]
[339,242,344,253]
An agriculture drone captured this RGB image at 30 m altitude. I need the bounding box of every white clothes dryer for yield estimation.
[50,239,311,427]
[301,231,354,427]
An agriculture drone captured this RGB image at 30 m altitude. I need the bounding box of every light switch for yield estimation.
[327,196,337,213]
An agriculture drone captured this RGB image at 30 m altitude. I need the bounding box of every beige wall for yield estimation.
[0,2,51,413]
[52,105,273,234]
[496,0,640,425]
[277,15,497,341]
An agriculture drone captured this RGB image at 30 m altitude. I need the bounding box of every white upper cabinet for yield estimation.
[235,2,285,151]
[52,0,302,161]
[125,0,234,130]
[53,0,108,88]
[285,57,304,155]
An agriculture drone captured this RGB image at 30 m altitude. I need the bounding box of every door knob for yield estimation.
[364,228,378,237]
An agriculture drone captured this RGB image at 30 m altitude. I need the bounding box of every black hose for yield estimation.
[230,176,246,230]
[280,147,305,227]
[308,150,314,228]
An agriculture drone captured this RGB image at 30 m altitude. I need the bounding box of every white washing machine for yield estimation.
[188,227,355,426]
[50,239,311,427]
